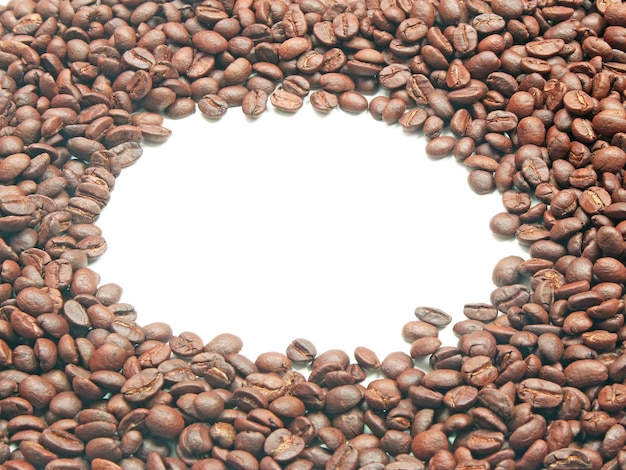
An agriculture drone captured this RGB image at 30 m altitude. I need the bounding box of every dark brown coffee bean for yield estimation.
[264,428,306,463]
[39,428,85,456]
[411,429,449,461]
[325,443,358,470]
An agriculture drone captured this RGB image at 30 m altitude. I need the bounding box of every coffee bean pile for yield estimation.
[1,0,626,468]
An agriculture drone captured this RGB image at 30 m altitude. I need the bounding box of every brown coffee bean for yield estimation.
[121,368,164,403]
[414,307,452,327]
[410,337,442,358]
[411,429,449,461]
[198,95,228,119]
[338,91,368,114]
[402,321,439,342]
[544,449,593,469]
[564,359,609,388]
[270,90,303,113]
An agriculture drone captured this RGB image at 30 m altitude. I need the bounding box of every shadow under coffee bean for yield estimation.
[2,0,626,468]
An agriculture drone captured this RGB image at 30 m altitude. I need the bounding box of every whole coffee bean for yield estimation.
[411,429,449,461]
[39,428,85,456]
[489,212,521,238]
[121,368,164,403]
[198,95,228,119]
[463,303,498,322]
[325,443,359,470]
[145,404,185,440]
[492,256,524,286]
[544,449,593,469]
[353,347,380,370]
[453,319,485,336]
[310,90,339,113]
[564,359,609,388]
[423,115,445,139]
[242,90,268,117]
[270,90,303,113]
[414,307,452,327]
[517,378,564,408]
[468,170,495,194]
[380,352,413,379]
[17,375,57,409]
[381,98,407,125]
[264,428,306,463]
[338,91,368,114]
[318,73,355,93]
[286,338,317,364]
[402,321,439,341]
[461,356,499,387]
[410,337,442,358]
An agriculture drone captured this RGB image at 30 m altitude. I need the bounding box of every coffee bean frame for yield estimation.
[0,0,624,469]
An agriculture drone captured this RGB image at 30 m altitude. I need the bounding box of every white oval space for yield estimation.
[93,103,526,361]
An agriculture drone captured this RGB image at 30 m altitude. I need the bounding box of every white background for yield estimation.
[93,100,528,365]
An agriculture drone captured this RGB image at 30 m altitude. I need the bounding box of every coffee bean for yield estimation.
[564,359,609,388]
[263,428,306,462]
[468,170,495,195]
[409,337,442,358]
[338,91,368,114]
[411,429,449,461]
[198,95,229,119]
[120,368,164,402]
[414,307,452,327]
[270,90,304,113]
[425,136,457,159]
[544,449,593,469]
[242,90,268,118]
[286,338,317,364]
[462,303,498,322]
[402,321,439,342]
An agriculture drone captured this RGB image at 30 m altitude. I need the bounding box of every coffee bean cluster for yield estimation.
[0,0,626,468]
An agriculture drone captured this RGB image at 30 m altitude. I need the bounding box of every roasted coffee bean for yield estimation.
[517,378,564,408]
[241,90,268,118]
[544,448,593,469]
[463,303,498,322]
[413,307,452,327]
[564,359,609,388]
[121,368,164,403]
[198,95,229,119]
[270,90,304,113]
[409,337,442,358]
[402,321,439,341]
[411,429,449,461]
[489,212,521,238]
[338,91,368,114]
